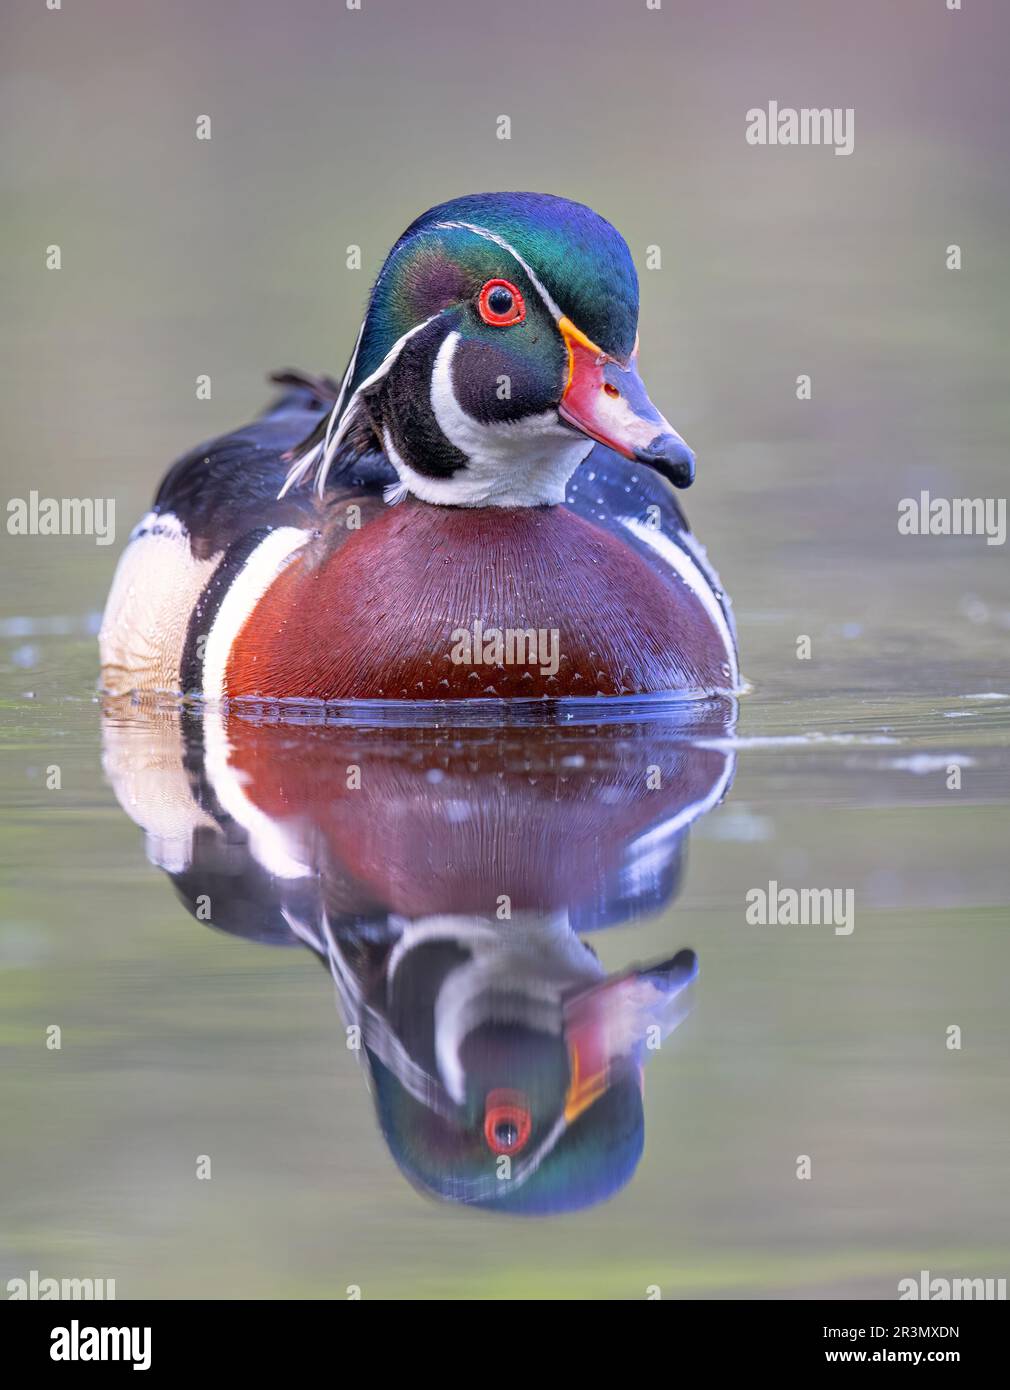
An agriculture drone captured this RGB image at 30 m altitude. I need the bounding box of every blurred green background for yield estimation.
[1,0,1008,1298]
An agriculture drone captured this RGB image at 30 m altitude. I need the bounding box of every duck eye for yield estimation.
[483,1089,533,1154]
[478,278,525,327]
[494,1120,519,1148]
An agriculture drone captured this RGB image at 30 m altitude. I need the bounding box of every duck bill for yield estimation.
[557,317,696,488]
[562,981,645,1126]
[562,950,699,1123]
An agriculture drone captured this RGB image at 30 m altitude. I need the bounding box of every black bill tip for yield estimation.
[634,432,696,489]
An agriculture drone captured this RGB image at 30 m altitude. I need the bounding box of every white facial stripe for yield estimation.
[326,317,366,448]
[280,219,568,501]
[278,314,440,499]
[276,448,316,497]
[277,317,369,494]
[431,219,564,322]
[201,526,310,699]
[381,423,407,472]
[433,955,566,1105]
[396,331,592,507]
[317,313,442,494]
[624,517,740,688]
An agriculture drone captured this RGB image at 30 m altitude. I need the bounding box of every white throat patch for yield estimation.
[392,331,592,508]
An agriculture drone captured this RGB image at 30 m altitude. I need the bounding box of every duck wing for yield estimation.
[152,381,338,560]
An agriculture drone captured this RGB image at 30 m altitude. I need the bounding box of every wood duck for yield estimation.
[102,703,735,1211]
[100,192,738,703]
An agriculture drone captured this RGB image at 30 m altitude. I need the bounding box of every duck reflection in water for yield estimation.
[102,699,736,1214]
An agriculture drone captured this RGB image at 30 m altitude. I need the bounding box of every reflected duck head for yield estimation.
[361,927,698,1214]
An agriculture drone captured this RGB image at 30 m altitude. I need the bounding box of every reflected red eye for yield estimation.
[483,1088,532,1154]
[478,278,525,327]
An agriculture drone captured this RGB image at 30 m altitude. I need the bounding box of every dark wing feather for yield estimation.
[152,379,394,559]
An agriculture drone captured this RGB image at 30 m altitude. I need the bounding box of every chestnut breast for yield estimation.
[223,723,733,917]
[227,501,730,699]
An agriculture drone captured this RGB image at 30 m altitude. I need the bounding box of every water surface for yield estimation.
[2,0,1008,1300]
[2,624,1007,1296]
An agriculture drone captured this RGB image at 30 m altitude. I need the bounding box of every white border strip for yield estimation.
[201,526,310,699]
[624,517,739,687]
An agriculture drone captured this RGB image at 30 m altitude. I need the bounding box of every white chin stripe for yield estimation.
[201,526,310,699]
[392,331,592,507]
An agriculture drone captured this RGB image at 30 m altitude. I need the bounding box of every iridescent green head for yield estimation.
[289,193,695,505]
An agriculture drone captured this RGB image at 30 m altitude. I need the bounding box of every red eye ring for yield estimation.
[478,278,525,327]
[483,1088,533,1154]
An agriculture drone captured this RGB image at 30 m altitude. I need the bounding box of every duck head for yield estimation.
[363,927,700,1215]
[285,192,696,506]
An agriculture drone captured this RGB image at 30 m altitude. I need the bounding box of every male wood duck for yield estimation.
[100,192,738,702]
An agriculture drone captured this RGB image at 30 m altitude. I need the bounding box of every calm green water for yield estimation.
[1,612,1007,1297]
[2,0,1008,1300]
